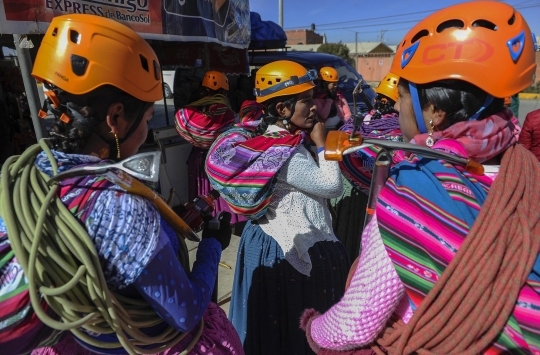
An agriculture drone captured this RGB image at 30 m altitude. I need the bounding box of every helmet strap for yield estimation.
[409,82,428,134]
[468,95,494,121]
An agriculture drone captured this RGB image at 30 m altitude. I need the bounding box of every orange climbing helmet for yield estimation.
[390,1,536,98]
[319,67,339,83]
[202,71,229,91]
[254,60,317,103]
[376,73,399,102]
[32,14,163,102]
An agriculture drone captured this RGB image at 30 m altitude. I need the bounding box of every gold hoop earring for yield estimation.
[426,119,434,147]
[114,132,121,159]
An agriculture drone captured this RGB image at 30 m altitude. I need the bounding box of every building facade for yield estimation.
[285,29,323,45]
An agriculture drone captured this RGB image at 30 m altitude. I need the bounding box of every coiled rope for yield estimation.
[189,94,233,111]
[0,139,202,355]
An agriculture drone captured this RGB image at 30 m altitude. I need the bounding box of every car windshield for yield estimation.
[321,60,362,90]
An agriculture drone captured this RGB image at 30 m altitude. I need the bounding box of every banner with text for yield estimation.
[0,0,250,48]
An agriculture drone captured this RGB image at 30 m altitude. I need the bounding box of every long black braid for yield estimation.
[370,94,397,120]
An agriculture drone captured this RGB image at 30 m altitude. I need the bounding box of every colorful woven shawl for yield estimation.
[175,94,235,149]
[238,100,265,129]
[338,114,403,194]
[205,121,305,220]
[411,108,517,163]
[0,229,61,354]
[376,140,540,353]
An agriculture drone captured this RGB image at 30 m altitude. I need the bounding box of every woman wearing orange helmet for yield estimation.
[174,69,244,225]
[301,2,540,354]
[314,67,352,125]
[0,14,243,355]
[206,60,350,354]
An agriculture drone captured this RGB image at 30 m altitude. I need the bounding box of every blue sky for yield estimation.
[249,0,540,45]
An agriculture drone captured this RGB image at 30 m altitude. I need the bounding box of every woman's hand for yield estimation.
[310,122,326,149]
[202,212,232,250]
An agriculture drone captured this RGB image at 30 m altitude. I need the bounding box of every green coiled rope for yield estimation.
[0,139,203,355]
[189,94,233,111]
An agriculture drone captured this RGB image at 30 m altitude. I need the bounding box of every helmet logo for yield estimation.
[55,71,69,82]
[401,41,420,69]
[421,39,494,65]
[507,30,526,62]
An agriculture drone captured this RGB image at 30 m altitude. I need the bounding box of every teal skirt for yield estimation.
[229,221,350,355]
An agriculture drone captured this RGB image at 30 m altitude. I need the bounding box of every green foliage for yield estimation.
[317,42,354,66]
[523,81,540,94]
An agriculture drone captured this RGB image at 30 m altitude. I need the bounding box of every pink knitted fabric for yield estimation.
[303,215,409,351]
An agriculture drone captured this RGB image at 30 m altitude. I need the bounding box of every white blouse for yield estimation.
[258,125,344,276]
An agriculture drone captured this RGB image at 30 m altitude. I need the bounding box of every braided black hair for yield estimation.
[47,85,147,154]
[371,94,398,119]
[254,94,297,136]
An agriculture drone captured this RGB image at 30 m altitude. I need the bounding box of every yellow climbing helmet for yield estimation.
[319,67,339,83]
[376,73,399,102]
[202,71,230,91]
[32,14,163,102]
[254,60,317,103]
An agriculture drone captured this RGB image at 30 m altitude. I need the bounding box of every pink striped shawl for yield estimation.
[377,140,540,353]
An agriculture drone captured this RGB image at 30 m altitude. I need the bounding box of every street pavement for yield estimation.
[185,229,244,317]
[519,99,540,125]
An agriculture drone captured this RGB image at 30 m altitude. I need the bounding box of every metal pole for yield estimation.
[160,67,170,127]
[13,34,46,139]
[155,41,171,127]
[279,0,284,28]
[363,151,390,225]
[204,42,210,70]
[355,32,359,71]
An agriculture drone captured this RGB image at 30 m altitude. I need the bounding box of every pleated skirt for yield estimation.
[229,221,350,355]
[330,176,369,260]
[187,146,246,225]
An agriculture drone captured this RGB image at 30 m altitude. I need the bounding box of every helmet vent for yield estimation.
[411,29,429,44]
[71,54,88,76]
[472,20,497,31]
[140,55,149,72]
[69,30,81,44]
[153,60,160,81]
[436,19,464,33]
[508,14,516,25]
[52,28,58,37]
[268,81,273,85]
[276,78,281,82]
